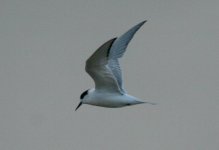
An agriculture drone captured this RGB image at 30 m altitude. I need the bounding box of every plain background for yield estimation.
[0,0,219,150]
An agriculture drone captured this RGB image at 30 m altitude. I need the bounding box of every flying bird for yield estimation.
[76,20,155,111]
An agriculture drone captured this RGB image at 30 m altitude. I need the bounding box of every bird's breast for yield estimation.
[86,93,137,108]
[86,93,131,108]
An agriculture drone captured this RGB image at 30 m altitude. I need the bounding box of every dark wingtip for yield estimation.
[106,37,117,57]
[143,20,147,23]
[139,20,147,26]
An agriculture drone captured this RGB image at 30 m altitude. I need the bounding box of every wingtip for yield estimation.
[134,20,147,28]
[140,20,147,25]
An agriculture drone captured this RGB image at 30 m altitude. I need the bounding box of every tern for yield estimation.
[75,20,155,111]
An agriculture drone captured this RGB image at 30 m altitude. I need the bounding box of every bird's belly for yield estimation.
[88,95,128,108]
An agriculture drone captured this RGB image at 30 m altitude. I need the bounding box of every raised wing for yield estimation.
[108,20,146,92]
[85,38,123,93]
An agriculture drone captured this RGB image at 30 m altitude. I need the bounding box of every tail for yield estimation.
[134,99,157,105]
[143,101,157,105]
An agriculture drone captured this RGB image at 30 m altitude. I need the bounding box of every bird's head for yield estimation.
[75,89,89,111]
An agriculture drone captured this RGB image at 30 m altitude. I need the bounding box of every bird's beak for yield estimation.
[75,101,82,111]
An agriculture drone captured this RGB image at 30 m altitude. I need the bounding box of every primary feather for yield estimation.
[86,20,146,94]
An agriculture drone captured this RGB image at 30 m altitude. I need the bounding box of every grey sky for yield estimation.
[0,0,219,150]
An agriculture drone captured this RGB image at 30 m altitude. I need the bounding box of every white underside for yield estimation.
[81,21,150,108]
[83,89,146,108]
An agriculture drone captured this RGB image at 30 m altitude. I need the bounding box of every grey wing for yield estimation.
[108,20,147,93]
[86,38,123,94]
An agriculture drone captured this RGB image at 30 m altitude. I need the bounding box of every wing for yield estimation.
[85,38,123,93]
[108,20,147,92]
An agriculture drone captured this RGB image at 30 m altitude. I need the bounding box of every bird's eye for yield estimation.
[80,89,89,99]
